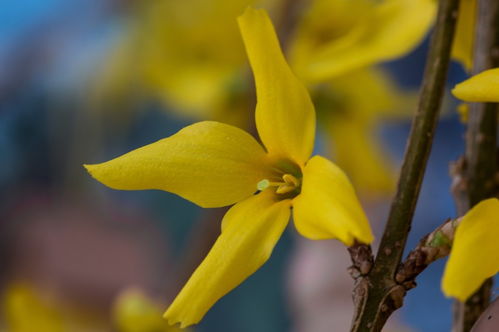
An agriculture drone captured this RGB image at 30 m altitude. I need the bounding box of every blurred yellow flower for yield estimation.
[86,8,373,327]
[442,199,499,302]
[289,0,437,82]
[93,0,272,122]
[113,289,184,332]
[2,283,64,332]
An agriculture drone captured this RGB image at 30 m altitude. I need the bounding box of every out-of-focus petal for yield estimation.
[85,121,271,208]
[326,67,414,119]
[140,0,251,117]
[297,0,436,81]
[292,156,373,246]
[442,199,499,301]
[452,68,499,102]
[113,289,183,332]
[238,7,316,165]
[3,283,64,332]
[452,0,476,71]
[164,190,291,327]
[327,119,396,195]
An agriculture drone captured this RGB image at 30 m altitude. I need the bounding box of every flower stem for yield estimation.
[350,0,460,330]
[452,0,499,330]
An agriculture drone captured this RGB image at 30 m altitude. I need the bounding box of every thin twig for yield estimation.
[349,1,460,331]
[452,0,499,330]
[395,218,459,289]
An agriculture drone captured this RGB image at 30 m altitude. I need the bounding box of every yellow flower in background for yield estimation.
[2,283,64,332]
[85,8,373,327]
[452,0,477,71]
[113,289,185,332]
[452,68,499,102]
[289,0,437,82]
[92,0,274,123]
[138,0,254,118]
[442,199,499,302]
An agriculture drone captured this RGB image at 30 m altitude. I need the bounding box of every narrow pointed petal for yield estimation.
[452,68,499,102]
[442,199,499,302]
[164,190,291,327]
[85,121,271,208]
[238,7,316,165]
[292,156,373,246]
[300,0,436,81]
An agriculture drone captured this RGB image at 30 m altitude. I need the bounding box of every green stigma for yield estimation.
[257,179,270,191]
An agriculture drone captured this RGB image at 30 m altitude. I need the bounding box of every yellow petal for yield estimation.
[299,0,436,81]
[164,190,291,327]
[452,68,499,102]
[452,0,476,71]
[238,7,316,165]
[442,198,499,302]
[85,121,271,208]
[292,155,373,246]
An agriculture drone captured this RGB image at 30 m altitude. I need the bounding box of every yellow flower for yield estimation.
[452,67,499,102]
[113,289,185,332]
[85,8,373,327]
[441,199,499,302]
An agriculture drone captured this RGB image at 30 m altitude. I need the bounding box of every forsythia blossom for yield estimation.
[442,199,499,301]
[85,8,373,327]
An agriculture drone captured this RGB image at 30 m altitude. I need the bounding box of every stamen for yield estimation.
[282,174,300,187]
[275,184,295,194]
[257,173,301,195]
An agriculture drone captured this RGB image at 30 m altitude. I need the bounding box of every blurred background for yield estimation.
[0,0,471,331]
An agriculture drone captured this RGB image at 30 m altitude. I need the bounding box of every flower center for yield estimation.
[257,173,301,195]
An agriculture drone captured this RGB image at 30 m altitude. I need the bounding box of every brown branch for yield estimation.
[349,0,460,331]
[451,0,499,330]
